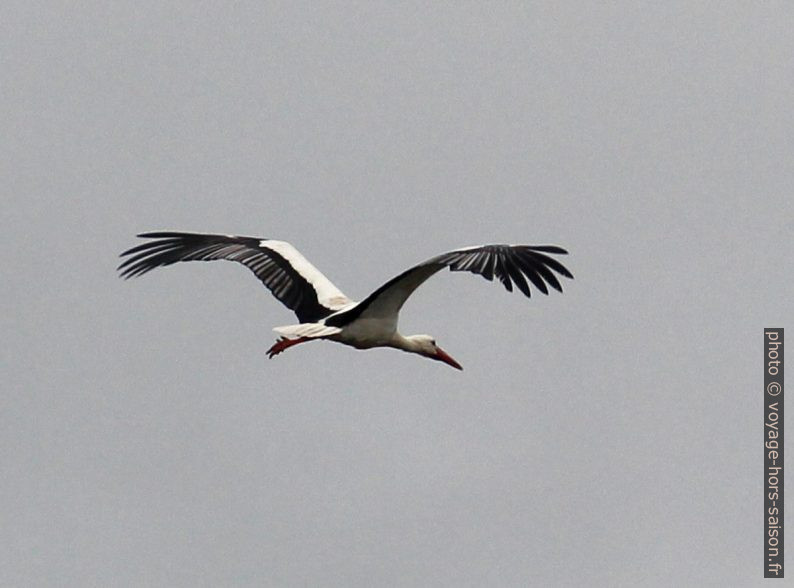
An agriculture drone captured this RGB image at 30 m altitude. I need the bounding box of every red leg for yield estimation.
[266,336,311,359]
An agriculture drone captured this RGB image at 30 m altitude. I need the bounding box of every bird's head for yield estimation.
[409,335,463,370]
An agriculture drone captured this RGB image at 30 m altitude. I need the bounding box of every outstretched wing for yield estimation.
[118,232,352,322]
[327,244,572,326]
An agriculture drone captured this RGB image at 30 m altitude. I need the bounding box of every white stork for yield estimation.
[118,232,573,370]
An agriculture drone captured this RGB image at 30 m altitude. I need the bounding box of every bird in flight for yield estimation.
[118,232,573,370]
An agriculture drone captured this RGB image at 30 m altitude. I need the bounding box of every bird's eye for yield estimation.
[431,339,436,346]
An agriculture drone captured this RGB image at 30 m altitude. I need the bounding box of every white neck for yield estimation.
[389,333,424,353]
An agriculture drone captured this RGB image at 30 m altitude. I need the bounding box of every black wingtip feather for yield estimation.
[539,255,574,280]
[136,231,193,239]
[527,245,568,255]
[504,257,532,297]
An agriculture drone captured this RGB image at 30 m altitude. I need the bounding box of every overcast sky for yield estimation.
[2,2,793,586]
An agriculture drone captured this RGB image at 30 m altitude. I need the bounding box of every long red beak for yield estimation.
[433,346,463,370]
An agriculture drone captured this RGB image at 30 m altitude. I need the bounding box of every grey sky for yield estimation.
[2,2,792,586]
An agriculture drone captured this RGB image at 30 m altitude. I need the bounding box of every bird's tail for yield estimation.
[272,323,342,340]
